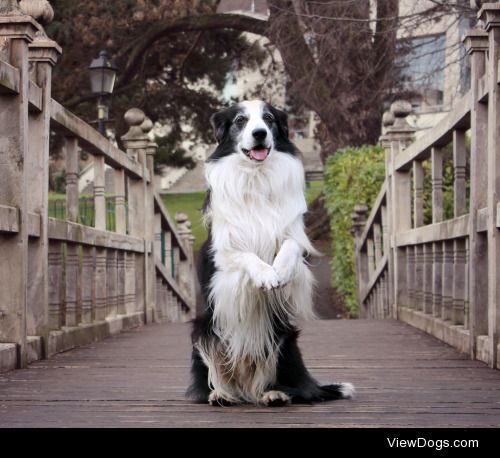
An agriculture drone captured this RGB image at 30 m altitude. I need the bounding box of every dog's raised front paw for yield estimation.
[260,390,291,407]
[272,261,296,287]
[251,264,281,291]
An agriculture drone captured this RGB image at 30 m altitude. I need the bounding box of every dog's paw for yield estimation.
[208,390,234,407]
[260,390,291,407]
[272,260,296,287]
[251,264,281,291]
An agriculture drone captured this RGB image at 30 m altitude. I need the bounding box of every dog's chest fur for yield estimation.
[205,151,307,263]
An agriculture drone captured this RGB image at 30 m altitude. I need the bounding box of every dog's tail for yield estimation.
[316,382,356,401]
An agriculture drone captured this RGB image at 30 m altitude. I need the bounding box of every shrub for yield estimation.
[324,145,386,316]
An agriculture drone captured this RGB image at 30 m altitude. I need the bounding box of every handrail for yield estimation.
[50,99,146,180]
[394,92,471,172]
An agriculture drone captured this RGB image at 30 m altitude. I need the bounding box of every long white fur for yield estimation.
[198,100,318,404]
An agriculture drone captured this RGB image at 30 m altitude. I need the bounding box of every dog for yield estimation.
[186,100,354,406]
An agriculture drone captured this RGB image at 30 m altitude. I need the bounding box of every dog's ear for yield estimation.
[210,109,231,144]
[269,106,290,140]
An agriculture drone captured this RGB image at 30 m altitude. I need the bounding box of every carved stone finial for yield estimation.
[140,117,154,135]
[176,212,192,235]
[389,100,414,134]
[382,110,395,128]
[0,0,22,15]
[121,108,149,154]
[19,0,54,25]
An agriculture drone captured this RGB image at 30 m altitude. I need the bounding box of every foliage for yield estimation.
[324,145,386,316]
[46,0,266,167]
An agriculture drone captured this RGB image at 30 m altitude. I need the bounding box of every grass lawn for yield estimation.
[162,192,207,253]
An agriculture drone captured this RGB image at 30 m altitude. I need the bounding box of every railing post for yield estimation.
[351,204,368,317]
[386,101,415,319]
[464,26,489,360]
[479,4,500,368]
[121,108,154,322]
[63,137,79,327]
[431,147,444,223]
[175,212,196,316]
[380,111,395,313]
[0,5,38,367]
[26,13,61,351]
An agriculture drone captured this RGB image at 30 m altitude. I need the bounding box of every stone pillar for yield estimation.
[464,26,489,358]
[25,21,61,347]
[386,101,415,317]
[479,4,500,368]
[453,130,467,217]
[121,108,151,321]
[0,8,38,367]
[413,161,424,228]
[106,249,117,319]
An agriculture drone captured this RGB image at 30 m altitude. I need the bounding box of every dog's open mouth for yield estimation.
[242,146,270,161]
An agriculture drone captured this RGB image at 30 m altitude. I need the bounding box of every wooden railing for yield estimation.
[353,6,500,370]
[0,6,195,372]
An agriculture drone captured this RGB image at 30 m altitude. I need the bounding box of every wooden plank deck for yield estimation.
[0,319,499,428]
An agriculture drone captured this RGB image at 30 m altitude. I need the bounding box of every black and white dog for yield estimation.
[187,100,354,406]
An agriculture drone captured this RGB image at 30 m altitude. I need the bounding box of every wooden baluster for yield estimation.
[115,168,127,235]
[453,130,467,218]
[367,238,375,277]
[93,155,106,231]
[414,245,424,312]
[65,244,79,326]
[125,252,136,315]
[48,241,63,330]
[406,246,415,309]
[413,161,424,228]
[452,239,466,325]
[106,250,117,319]
[431,147,444,223]
[442,240,454,321]
[117,251,126,316]
[423,244,433,314]
[94,248,107,321]
[373,223,382,267]
[81,246,94,324]
[156,278,163,321]
[432,242,443,318]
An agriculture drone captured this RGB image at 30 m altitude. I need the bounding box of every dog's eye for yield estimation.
[234,116,247,127]
[263,113,274,123]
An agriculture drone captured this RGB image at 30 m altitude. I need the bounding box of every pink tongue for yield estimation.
[250,148,268,161]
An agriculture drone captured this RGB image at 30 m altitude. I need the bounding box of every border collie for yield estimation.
[186,100,354,406]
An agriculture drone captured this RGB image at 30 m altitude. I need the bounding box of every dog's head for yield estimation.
[208,100,297,163]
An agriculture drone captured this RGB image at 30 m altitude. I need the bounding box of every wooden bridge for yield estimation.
[1,2,500,428]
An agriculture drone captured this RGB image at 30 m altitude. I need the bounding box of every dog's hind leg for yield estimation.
[185,347,211,403]
[274,327,355,403]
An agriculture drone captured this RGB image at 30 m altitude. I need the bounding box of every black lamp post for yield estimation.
[89,50,118,135]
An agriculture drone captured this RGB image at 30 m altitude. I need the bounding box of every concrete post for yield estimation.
[26,25,61,349]
[464,27,489,359]
[479,4,500,368]
[386,101,415,318]
[121,108,152,322]
[0,9,38,367]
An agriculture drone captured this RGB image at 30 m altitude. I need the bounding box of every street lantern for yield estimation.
[89,50,118,96]
[89,50,118,135]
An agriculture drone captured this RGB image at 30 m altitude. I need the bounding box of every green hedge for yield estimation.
[324,145,386,316]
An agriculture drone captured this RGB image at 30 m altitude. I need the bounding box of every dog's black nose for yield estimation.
[252,128,267,142]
